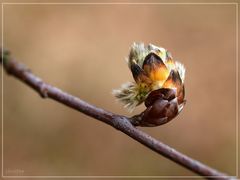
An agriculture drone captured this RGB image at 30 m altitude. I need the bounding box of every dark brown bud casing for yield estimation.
[132,88,186,127]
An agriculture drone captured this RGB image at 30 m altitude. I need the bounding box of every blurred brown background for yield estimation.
[1,0,238,177]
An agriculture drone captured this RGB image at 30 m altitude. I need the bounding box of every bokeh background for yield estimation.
[1,0,238,177]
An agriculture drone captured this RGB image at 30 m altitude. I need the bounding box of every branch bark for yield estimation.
[1,48,235,179]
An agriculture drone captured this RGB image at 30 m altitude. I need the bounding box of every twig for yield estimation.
[1,48,235,179]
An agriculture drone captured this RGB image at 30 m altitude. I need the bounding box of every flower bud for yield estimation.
[113,43,186,126]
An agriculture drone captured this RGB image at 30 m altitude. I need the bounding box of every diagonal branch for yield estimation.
[0,48,234,179]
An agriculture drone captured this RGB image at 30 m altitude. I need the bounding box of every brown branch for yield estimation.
[1,48,235,179]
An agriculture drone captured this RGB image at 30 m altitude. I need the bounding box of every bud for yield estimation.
[113,43,186,126]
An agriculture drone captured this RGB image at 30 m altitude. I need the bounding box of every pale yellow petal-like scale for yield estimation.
[149,67,170,82]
